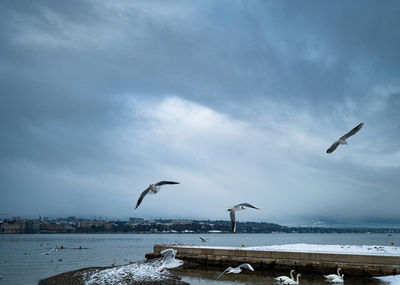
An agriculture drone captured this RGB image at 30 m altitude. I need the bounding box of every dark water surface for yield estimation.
[0,233,398,284]
[180,267,382,285]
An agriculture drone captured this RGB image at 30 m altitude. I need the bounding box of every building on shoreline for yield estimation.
[1,217,400,234]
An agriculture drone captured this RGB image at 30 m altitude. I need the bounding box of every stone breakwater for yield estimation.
[39,260,188,285]
[146,244,400,277]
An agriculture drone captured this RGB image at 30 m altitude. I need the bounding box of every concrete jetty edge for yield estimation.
[146,244,400,277]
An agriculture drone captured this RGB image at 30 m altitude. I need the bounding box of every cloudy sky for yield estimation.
[1,0,399,226]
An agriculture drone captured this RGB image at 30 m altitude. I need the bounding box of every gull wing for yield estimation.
[155,181,180,186]
[160,248,176,258]
[326,140,340,154]
[135,187,151,209]
[340,123,364,141]
[230,210,236,233]
[239,263,254,271]
[236,203,260,210]
[216,267,232,280]
[160,248,176,263]
[199,237,207,242]
[43,247,56,255]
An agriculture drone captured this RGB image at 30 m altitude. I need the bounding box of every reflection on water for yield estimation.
[178,267,383,285]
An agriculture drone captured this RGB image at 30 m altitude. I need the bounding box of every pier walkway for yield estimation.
[146,244,400,277]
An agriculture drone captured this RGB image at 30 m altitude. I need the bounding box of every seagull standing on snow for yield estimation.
[228,203,260,233]
[326,123,364,154]
[216,263,254,280]
[135,181,179,209]
[159,248,183,272]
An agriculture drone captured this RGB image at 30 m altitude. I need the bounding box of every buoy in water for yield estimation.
[391,242,395,246]
[241,243,245,247]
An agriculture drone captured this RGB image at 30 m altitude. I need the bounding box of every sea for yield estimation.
[0,233,398,285]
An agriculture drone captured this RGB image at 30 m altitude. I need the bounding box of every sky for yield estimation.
[1,0,399,227]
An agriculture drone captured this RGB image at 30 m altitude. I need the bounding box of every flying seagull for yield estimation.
[41,247,57,255]
[135,181,179,209]
[199,236,207,242]
[216,263,254,280]
[326,123,364,154]
[159,248,183,272]
[228,203,260,233]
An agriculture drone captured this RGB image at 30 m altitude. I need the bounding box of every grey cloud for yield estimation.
[0,0,399,226]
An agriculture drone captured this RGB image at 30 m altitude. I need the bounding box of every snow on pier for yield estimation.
[148,243,400,277]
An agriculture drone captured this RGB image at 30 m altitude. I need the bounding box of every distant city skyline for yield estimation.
[1,1,400,227]
[2,216,400,234]
[3,214,400,228]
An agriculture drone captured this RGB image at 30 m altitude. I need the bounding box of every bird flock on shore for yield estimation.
[133,123,364,283]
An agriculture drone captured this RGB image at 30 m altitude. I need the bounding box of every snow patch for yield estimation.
[85,261,173,285]
[247,243,400,256]
[174,243,400,256]
[246,244,400,256]
[375,275,400,284]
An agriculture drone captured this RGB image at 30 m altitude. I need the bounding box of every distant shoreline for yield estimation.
[2,231,400,235]
[2,218,400,234]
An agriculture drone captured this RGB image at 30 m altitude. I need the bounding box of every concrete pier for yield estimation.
[147,244,400,277]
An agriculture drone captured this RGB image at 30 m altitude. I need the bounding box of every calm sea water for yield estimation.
[0,233,398,285]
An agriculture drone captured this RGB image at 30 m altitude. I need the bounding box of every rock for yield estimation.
[39,261,189,285]
[39,267,103,285]
[145,252,158,259]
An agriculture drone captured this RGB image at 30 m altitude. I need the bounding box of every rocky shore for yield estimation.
[39,260,189,285]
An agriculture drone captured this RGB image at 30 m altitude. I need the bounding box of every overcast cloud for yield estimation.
[1,0,399,226]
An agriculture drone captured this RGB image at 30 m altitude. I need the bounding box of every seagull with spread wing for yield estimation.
[326,123,364,154]
[199,236,207,242]
[135,181,180,209]
[228,203,260,233]
[216,263,254,280]
[159,248,183,272]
